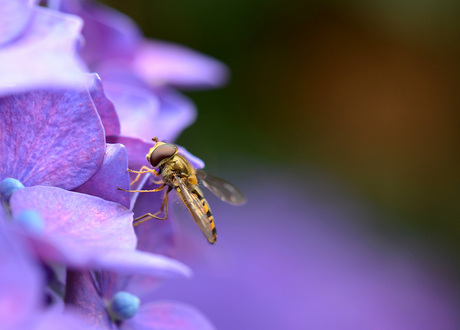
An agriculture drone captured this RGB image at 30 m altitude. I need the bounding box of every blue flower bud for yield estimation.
[14,210,45,233]
[109,291,140,321]
[0,178,24,202]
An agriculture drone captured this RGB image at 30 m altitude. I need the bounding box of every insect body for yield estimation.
[119,137,245,244]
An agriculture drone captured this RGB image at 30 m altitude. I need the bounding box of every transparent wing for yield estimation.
[174,174,216,244]
[196,170,246,205]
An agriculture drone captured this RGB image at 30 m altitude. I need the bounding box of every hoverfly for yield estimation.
[119,137,246,244]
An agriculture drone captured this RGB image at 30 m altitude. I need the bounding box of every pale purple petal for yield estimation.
[0,224,43,329]
[10,186,191,277]
[0,88,105,190]
[74,143,130,208]
[95,249,191,278]
[60,0,141,65]
[133,40,229,89]
[100,73,195,142]
[0,0,32,46]
[151,87,197,142]
[65,270,114,329]
[103,81,161,141]
[0,7,86,94]
[121,302,215,330]
[87,73,120,136]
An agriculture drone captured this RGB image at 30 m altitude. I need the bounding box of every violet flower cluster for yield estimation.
[0,0,227,328]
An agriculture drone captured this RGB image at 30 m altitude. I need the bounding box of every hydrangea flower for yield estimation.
[0,0,229,327]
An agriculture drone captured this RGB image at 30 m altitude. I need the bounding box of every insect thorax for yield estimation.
[160,154,194,187]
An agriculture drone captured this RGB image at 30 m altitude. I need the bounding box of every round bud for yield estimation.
[109,291,140,321]
[13,210,44,233]
[0,178,24,202]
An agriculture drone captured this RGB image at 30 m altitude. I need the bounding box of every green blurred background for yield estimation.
[103,0,460,263]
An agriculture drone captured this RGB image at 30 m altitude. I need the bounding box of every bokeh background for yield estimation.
[103,0,460,328]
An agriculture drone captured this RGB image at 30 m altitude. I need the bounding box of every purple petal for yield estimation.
[74,143,130,208]
[106,136,152,171]
[105,136,157,209]
[10,186,191,277]
[64,270,113,329]
[133,179,178,257]
[10,186,135,249]
[60,0,141,65]
[33,308,102,330]
[0,6,86,94]
[0,0,32,46]
[0,88,105,190]
[0,224,43,329]
[121,302,214,330]
[110,179,179,297]
[133,40,229,89]
[87,74,120,136]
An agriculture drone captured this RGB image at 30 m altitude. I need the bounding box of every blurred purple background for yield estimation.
[101,0,460,328]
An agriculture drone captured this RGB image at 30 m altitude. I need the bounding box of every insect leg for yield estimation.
[150,177,164,185]
[118,184,166,193]
[128,166,159,186]
[133,186,172,226]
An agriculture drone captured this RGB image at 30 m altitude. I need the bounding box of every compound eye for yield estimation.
[149,144,177,167]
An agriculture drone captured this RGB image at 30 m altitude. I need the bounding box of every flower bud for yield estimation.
[109,291,140,321]
[13,210,44,233]
[0,178,24,202]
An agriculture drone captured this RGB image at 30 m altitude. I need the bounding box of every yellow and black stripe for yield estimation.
[191,188,217,241]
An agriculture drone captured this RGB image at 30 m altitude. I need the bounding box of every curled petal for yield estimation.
[121,301,215,330]
[65,270,114,329]
[0,7,86,94]
[87,74,120,136]
[106,136,152,171]
[74,143,130,208]
[133,40,229,89]
[0,88,105,190]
